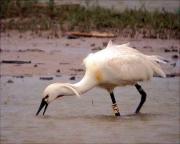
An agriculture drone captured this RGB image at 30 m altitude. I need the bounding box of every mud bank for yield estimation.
[1,32,180,76]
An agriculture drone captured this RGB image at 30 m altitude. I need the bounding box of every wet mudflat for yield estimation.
[1,33,180,143]
[0,76,179,144]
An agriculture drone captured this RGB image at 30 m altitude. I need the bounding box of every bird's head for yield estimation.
[36,83,80,116]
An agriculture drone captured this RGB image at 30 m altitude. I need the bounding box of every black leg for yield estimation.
[110,92,120,116]
[135,83,147,113]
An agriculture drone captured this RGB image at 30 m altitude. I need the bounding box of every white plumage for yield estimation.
[36,40,166,116]
[83,41,165,89]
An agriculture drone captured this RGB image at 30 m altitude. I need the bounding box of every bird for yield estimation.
[36,40,166,116]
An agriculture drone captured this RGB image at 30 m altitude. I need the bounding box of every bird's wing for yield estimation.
[105,41,166,79]
[84,43,153,81]
[106,53,154,81]
[84,41,165,84]
[106,40,141,54]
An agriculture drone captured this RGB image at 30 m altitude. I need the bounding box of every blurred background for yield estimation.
[1,0,180,39]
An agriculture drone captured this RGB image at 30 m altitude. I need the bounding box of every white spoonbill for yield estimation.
[36,40,166,116]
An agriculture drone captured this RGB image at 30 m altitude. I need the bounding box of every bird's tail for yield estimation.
[147,55,168,64]
[147,55,167,78]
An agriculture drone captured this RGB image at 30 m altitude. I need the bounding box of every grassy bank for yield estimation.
[1,0,180,39]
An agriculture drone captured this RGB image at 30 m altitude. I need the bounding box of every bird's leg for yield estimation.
[135,83,147,113]
[110,92,120,116]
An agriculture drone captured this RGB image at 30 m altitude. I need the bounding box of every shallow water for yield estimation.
[0,76,179,144]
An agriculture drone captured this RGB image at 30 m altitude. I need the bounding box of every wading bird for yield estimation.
[36,40,166,116]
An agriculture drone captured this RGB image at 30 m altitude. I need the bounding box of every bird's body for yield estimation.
[74,41,165,92]
[36,40,166,116]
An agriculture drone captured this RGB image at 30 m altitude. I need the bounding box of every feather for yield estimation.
[62,84,81,97]
[146,55,168,64]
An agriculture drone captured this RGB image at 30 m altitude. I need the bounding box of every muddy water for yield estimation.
[0,76,179,144]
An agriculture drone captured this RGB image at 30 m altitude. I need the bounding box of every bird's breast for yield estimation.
[95,69,103,82]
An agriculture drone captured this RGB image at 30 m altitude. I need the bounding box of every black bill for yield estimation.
[36,98,48,116]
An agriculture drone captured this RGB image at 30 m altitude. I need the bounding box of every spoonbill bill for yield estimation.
[36,40,166,116]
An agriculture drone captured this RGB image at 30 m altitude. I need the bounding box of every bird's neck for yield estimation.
[72,72,97,95]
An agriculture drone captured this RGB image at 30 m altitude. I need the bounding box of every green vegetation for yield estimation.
[1,0,180,39]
